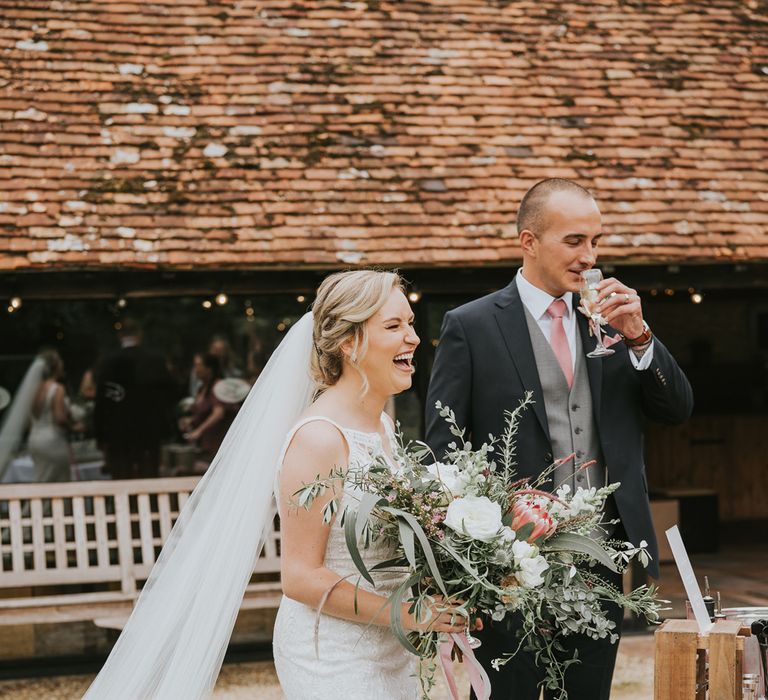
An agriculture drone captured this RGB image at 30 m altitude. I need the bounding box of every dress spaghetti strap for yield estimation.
[274,416,351,506]
[277,415,350,467]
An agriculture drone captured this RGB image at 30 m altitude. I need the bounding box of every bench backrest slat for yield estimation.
[8,499,24,573]
[157,493,173,542]
[51,497,67,571]
[136,493,155,571]
[93,497,110,571]
[72,497,89,570]
[30,499,45,571]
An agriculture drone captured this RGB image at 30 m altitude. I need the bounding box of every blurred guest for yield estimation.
[27,349,72,482]
[189,334,242,396]
[0,349,72,482]
[245,335,269,385]
[79,368,98,400]
[181,353,236,463]
[70,367,97,437]
[94,318,175,479]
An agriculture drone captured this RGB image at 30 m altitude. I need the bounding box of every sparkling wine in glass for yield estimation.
[464,620,482,649]
[580,269,615,358]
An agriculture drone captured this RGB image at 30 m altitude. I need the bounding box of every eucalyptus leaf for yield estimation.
[356,492,385,542]
[398,519,417,570]
[344,508,375,585]
[370,556,408,571]
[382,506,448,596]
[389,572,423,656]
[543,532,618,572]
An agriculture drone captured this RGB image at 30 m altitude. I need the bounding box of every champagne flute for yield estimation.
[580,269,615,358]
[460,610,481,649]
[464,620,482,649]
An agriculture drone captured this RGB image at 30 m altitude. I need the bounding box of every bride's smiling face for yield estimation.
[351,288,420,397]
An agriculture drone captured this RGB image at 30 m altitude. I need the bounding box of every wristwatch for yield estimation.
[623,320,653,347]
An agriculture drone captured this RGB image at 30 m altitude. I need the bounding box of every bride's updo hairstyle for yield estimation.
[311,269,403,393]
[38,349,63,380]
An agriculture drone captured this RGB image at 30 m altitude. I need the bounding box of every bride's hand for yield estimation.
[402,596,468,634]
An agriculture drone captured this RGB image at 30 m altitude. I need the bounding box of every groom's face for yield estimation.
[522,191,602,297]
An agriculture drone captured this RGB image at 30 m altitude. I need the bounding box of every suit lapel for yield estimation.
[574,295,603,428]
[493,281,550,441]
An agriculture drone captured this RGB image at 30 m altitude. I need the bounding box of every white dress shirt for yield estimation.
[516,269,654,371]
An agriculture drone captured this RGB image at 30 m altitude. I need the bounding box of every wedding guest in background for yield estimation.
[70,367,97,436]
[28,349,72,482]
[94,318,175,479]
[180,352,236,465]
[188,334,243,396]
[426,178,694,700]
[245,335,269,384]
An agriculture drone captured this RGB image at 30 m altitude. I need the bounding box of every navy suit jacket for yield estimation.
[425,279,694,578]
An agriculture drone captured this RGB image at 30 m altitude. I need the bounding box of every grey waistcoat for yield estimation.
[523,308,617,534]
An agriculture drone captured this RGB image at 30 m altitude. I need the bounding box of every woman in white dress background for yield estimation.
[28,349,72,482]
[82,269,465,700]
[0,349,72,483]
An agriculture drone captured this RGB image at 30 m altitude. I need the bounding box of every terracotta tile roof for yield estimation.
[1,0,767,271]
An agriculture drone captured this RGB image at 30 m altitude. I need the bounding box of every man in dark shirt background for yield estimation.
[94,318,175,479]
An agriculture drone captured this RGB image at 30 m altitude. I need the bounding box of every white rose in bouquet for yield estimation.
[517,555,549,588]
[426,461,471,496]
[511,539,549,588]
[444,495,502,542]
[499,525,516,543]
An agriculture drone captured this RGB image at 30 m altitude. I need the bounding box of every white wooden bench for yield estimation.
[0,477,282,629]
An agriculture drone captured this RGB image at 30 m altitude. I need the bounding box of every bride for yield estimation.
[84,269,466,699]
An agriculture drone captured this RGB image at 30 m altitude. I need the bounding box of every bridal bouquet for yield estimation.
[294,394,662,699]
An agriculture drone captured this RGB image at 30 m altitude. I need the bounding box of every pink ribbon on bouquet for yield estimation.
[438,633,491,700]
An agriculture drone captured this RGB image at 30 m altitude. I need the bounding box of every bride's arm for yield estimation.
[279,420,464,634]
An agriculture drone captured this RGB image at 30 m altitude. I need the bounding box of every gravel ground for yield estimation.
[0,635,654,699]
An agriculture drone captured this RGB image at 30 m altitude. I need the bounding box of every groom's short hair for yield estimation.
[517,178,595,236]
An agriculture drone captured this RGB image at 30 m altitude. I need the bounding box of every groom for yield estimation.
[425,178,693,699]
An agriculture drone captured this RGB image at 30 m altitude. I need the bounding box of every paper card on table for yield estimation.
[665,525,713,634]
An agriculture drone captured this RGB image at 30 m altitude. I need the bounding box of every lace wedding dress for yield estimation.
[273,415,420,700]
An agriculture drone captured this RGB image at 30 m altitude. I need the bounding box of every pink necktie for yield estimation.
[546,299,573,388]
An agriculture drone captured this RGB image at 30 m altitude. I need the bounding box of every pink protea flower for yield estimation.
[510,499,556,542]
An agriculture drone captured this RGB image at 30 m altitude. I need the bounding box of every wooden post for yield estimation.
[709,620,743,699]
[655,619,701,699]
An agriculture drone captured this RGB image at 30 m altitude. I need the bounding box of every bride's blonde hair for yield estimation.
[311,269,404,394]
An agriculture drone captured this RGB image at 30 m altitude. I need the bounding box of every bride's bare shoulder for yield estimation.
[283,415,348,468]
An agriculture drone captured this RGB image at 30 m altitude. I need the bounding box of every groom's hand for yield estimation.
[595,277,644,339]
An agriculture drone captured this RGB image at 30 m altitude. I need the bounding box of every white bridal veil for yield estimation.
[84,312,315,699]
[0,356,46,481]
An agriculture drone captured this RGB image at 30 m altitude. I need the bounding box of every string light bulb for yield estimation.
[691,292,704,304]
[9,296,22,310]
[297,295,306,303]
[202,300,213,309]
[215,293,229,306]
[116,297,127,309]
[408,290,422,303]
